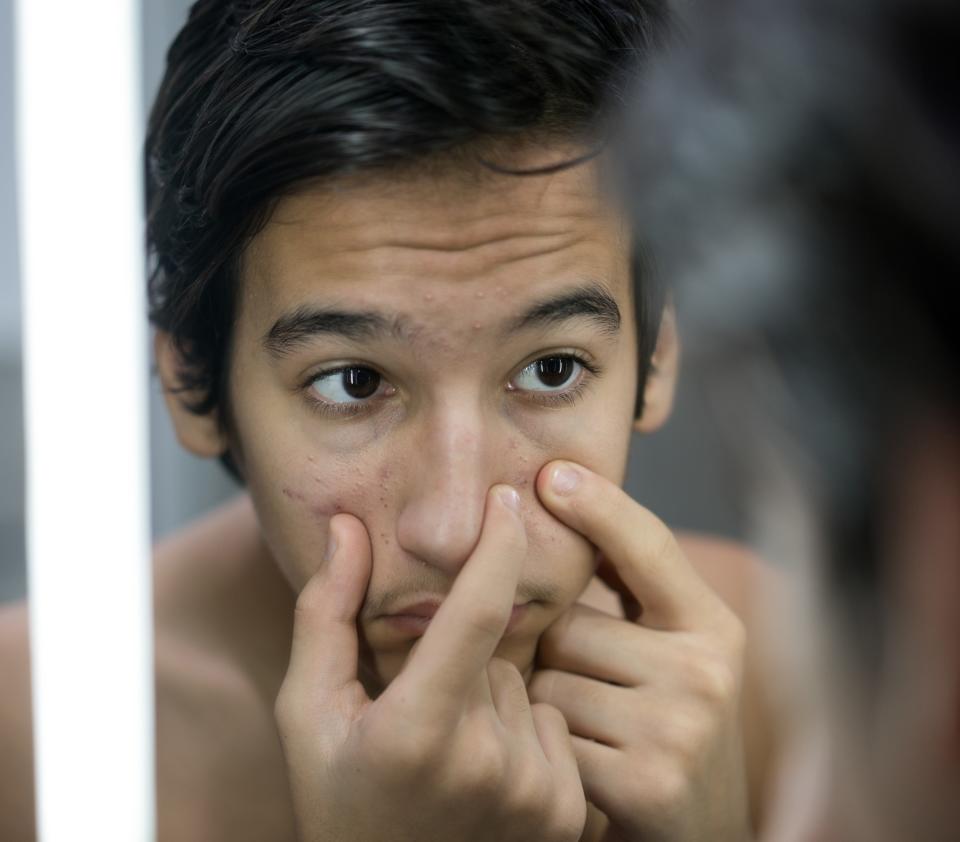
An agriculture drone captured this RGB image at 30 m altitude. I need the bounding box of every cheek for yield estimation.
[507,404,632,603]
[246,448,400,589]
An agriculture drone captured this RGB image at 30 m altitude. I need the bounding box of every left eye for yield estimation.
[310,366,385,405]
[511,356,583,392]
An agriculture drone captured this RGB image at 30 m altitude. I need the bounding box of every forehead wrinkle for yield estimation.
[316,206,603,270]
[271,174,607,252]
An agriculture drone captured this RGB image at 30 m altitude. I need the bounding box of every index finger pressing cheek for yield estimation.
[535,461,720,631]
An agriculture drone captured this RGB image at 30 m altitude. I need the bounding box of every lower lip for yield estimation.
[383,602,530,637]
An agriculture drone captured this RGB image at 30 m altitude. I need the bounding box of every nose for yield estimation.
[394,404,499,575]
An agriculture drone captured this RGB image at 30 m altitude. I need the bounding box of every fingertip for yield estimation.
[322,513,372,593]
[537,460,584,503]
[328,512,372,555]
[489,485,528,555]
[492,483,521,515]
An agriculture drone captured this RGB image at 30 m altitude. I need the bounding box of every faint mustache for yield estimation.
[360,574,561,622]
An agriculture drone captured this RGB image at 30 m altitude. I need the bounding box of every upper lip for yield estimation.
[385,599,530,619]
[386,600,442,619]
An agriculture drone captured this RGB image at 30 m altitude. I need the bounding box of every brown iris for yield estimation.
[341,367,380,399]
[535,356,575,388]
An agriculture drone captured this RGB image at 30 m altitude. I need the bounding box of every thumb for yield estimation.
[282,513,373,710]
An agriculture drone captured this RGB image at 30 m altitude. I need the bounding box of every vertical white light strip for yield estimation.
[14,3,155,841]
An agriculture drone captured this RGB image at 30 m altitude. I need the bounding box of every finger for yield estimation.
[537,603,665,687]
[528,669,633,748]
[532,704,588,836]
[536,461,717,630]
[569,735,623,819]
[396,485,526,717]
[282,513,372,706]
[531,703,584,797]
[487,657,536,734]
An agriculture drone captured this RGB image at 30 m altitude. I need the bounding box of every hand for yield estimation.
[274,485,587,842]
[529,461,751,842]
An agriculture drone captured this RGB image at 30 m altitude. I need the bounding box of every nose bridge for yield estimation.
[395,399,496,574]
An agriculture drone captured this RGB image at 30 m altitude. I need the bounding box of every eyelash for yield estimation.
[512,353,602,410]
[300,352,603,419]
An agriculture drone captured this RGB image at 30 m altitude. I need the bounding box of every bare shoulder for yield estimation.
[152,497,297,842]
[677,532,786,831]
[0,599,36,841]
[676,531,777,624]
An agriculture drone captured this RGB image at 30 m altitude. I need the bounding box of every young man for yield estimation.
[625,0,960,839]
[0,2,780,840]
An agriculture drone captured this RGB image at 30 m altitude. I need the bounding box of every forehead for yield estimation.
[240,149,630,324]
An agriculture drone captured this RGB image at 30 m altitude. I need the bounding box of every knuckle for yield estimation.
[457,733,508,796]
[531,701,565,732]
[272,679,306,734]
[649,517,678,562]
[550,794,587,841]
[632,761,689,819]
[464,601,510,640]
[676,637,741,705]
[690,655,739,705]
[651,708,698,769]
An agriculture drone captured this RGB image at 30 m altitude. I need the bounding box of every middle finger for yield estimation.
[538,603,669,687]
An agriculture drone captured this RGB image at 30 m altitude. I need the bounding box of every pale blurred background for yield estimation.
[0,0,746,605]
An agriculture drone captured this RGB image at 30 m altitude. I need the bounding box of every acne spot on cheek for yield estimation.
[504,438,534,489]
[281,486,306,502]
[378,464,393,510]
[311,500,345,518]
[474,290,485,299]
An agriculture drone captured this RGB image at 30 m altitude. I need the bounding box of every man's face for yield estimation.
[227,147,639,689]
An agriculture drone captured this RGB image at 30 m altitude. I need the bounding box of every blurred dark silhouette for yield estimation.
[623,1,960,840]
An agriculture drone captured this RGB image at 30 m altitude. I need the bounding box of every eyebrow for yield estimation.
[262,280,621,357]
[505,282,621,336]
[264,308,406,356]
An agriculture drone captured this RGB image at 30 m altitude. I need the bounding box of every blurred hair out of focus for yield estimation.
[621,0,960,840]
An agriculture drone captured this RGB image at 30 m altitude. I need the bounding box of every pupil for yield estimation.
[536,357,572,388]
[343,367,379,399]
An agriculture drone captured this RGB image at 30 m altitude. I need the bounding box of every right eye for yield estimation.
[309,366,387,406]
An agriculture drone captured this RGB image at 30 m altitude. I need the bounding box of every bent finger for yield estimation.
[532,703,582,791]
[536,461,717,630]
[487,657,535,734]
[281,513,372,707]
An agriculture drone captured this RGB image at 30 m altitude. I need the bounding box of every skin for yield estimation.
[173,149,647,692]
[0,145,776,841]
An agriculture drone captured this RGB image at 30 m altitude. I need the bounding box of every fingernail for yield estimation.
[550,463,581,496]
[325,527,338,561]
[497,486,521,513]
